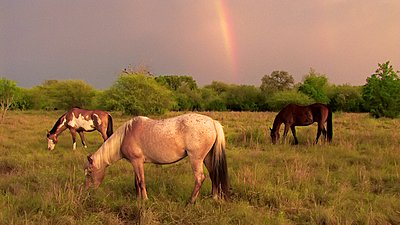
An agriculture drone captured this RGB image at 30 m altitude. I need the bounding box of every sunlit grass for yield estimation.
[1,110,400,224]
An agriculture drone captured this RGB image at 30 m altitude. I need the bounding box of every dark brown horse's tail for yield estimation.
[211,121,229,200]
[327,106,333,142]
[106,114,113,138]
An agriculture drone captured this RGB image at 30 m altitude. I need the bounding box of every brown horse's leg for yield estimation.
[290,126,299,145]
[203,152,218,199]
[69,128,77,150]
[78,131,87,148]
[282,124,290,144]
[189,158,206,203]
[131,159,148,200]
[315,123,324,144]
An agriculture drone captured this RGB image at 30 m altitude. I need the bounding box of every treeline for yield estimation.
[1,61,400,118]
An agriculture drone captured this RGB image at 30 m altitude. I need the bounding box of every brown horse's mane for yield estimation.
[49,113,66,135]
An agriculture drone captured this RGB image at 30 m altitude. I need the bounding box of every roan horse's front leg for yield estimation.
[131,160,148,200]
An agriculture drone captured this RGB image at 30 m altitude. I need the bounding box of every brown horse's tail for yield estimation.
[211,121,230,200]
[106,114,113,138]
[327,106,333,142]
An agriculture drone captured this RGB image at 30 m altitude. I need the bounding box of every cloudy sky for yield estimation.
[1,0,400,89]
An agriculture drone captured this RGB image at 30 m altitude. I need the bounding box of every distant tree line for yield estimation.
[1,61,399,118]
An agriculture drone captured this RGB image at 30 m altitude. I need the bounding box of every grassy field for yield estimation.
[1,110,400,225]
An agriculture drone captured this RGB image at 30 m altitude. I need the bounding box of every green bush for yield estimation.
[266,90,314,111]
[102,73,175,115]
[362,61,400,118]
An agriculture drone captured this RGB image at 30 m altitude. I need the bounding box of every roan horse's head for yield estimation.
[46,132,58,151]
[84,155,105,190]
[270,127,280,144]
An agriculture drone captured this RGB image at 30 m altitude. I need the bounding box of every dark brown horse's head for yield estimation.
[46,132,58,150]
[84,155,105,190]
[270,127,279,144]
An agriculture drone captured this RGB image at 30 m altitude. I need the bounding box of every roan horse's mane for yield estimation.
[49,113,66,135]
[91,119,133,169]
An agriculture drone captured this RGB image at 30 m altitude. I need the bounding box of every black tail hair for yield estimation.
[327,106,333,142]
[106,114,113,138]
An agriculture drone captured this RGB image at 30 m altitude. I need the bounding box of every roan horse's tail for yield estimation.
[327,106,333,142]
[211,121,229,200]
[106,114,113,138]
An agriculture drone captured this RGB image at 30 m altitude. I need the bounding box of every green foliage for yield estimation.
[200,88,227,111]
[0,77,19,122]
[103,73,175,115]
[266,90,314,111]
[224,85,262,111]
[260,70,294,94]
[29,80,96,110]
[298,68,330,103]
[155,75,202,111]
[362,61,400,118]
[328,85,364,112]
[155,75,198,90]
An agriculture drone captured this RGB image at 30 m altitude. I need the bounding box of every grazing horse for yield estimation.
[84,113,229,203]
[47,108,113,150]
[270,103,332,145]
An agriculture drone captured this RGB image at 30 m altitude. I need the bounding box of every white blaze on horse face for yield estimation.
[47,138,56,150]
[68,113,95,131]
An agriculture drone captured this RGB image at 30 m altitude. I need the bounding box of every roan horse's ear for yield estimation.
[87,155,93,165]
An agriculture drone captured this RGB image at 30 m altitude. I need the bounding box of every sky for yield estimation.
[1,0,400,89]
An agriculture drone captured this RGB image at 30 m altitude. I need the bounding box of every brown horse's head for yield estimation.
[46,132,58,151]
[270,127,279,144]
[84,155,105,189]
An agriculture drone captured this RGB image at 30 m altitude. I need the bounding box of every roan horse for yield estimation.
[84,113,229,203]
[270,103,333,145]
[47,108,113,150]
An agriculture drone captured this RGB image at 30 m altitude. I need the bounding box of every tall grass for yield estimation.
[1,111,400,224]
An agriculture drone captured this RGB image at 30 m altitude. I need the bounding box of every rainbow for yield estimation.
[216,0,237,77]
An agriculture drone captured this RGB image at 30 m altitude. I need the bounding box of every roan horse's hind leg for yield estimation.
[189,158,206,203]
[203,152,218,199]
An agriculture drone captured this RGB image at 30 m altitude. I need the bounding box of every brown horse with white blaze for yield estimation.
[47,108,113,150]
[270,103,333,145]
[84,113,229,203]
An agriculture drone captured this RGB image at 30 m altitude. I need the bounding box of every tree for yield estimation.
[328,85,364,112]
[362,61,400,118]
[30,80,96,110]
[155,75,198,91]
[0,78,18,123]
[298,68,330,103]
[260,70,294,94]
[103,73,175,115]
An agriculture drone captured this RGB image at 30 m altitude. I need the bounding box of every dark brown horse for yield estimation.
[47,108,113,150]
[270,103,332,144]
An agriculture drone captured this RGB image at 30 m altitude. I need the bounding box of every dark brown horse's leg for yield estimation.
[78,131,87,148]
[69,128,77,150]
[315,123,323,144]
[290,126,299,145]
[282,124,290,144]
